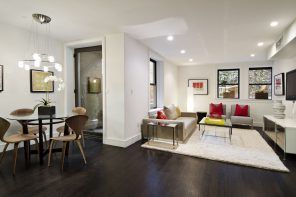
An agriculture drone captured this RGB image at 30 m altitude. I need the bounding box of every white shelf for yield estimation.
[264,115,296,129]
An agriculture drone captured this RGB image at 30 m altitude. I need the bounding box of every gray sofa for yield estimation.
[142,112,197,143]
[230,104,253,128]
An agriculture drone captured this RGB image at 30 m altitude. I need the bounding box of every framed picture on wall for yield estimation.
[0,65,3,92]
[188,79,208,95]
[274,73,285,96]
[30,69,54,93]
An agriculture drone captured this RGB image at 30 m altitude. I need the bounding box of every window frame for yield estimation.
[217,68,240,99]
[149,58,157,109]
[248,67,272,100]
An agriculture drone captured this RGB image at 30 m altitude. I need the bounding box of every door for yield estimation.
[74,46,103,132]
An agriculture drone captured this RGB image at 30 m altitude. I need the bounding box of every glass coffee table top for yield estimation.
[199,117,232,128]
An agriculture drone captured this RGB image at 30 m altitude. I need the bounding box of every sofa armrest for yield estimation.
[181,112,197,118]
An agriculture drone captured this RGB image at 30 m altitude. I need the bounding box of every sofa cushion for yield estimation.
[231,116,253,126]
[164,105,178,120]
[176,117,196,130]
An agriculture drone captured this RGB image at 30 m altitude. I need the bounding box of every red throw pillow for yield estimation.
[157,111,167,119]
[210,103,223,116]
[234,104,249,117]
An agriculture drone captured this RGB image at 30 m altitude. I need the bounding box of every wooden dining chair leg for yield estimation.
[33,139,39,157]
[0,143,9,166]
[76,140,87,164]
[26,141,30,162]
[12,143,19,175]
[81,131,85,147]
[48,140,55,167]
[61,141,67,171]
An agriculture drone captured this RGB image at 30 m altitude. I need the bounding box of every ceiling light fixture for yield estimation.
[18,13,63,73]
[189,58,193,62]
[166,35,174,41]
[270,21,279,27]
[250,54,255,57]
[180,50,186,54]
[257,42,264,47]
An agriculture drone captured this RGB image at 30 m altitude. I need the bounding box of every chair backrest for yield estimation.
[72,107,87,115]
[65,115,88,138]
[209,104,226,115]
[0,117,10,142]
[10,108,34,116]
[231,104,250,116]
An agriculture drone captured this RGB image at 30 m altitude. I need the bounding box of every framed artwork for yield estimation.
[188,79,208,95]
[0,65,3,92]
[88,77,101,93]
[30,69,54,93]
[274,73,285,96]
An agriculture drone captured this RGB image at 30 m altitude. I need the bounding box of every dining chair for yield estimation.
[0,117,39,175]
[10,109,48,147]
[48,115,88,171]
[56,107,87,146]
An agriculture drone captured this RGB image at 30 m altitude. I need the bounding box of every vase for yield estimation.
[38,106,56,116]
[273,100,286,119]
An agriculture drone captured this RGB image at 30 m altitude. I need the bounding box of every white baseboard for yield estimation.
[103,133,141,148]
[254,122,263,127]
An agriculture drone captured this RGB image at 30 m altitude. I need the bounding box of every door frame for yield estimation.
[64,38,106,142]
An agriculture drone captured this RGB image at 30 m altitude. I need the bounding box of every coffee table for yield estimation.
[199,117,233,141]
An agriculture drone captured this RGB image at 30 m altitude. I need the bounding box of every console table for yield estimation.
[263,115,296,160]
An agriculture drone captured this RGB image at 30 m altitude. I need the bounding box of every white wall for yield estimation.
[164,61,178,106]
[178,61,274,126]
[273,56,296,118]
[104,33,126,144]
[0,22,64,151]
[124,35,149,144]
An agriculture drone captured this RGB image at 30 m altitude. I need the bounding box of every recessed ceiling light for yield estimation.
[189,58,193,62]
[270,21,279,27]
[257,42,264,47]
[250,54,255,57]
[180,50,186,54]
[167,35,174,41]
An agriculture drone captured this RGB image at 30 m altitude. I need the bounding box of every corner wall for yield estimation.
[124,35,149,145]
[273,56,296,118]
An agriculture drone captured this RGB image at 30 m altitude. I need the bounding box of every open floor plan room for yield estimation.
[0,0,296,196]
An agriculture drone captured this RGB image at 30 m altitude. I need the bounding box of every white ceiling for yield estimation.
[0,0,295,65]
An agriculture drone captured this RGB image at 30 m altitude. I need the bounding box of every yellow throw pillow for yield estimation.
[176,106,181,117]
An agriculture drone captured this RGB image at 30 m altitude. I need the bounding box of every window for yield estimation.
[217,69,240,99]
[149,59,157,109]
[249,67,272,100]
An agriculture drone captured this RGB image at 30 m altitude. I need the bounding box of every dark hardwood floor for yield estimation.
[0,128,296,197]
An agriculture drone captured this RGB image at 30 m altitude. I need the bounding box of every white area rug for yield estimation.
[141,126,289,172]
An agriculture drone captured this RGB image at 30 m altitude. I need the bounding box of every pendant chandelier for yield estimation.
[18,14,62,72]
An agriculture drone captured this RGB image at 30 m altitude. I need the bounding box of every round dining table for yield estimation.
[8,113,71,165]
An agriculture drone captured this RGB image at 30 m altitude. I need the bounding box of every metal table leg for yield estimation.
[38,119,44,165]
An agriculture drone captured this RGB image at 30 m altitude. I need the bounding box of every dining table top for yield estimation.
[7,112,73,121]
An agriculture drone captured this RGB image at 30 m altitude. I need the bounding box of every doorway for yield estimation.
[74,46,103,135]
